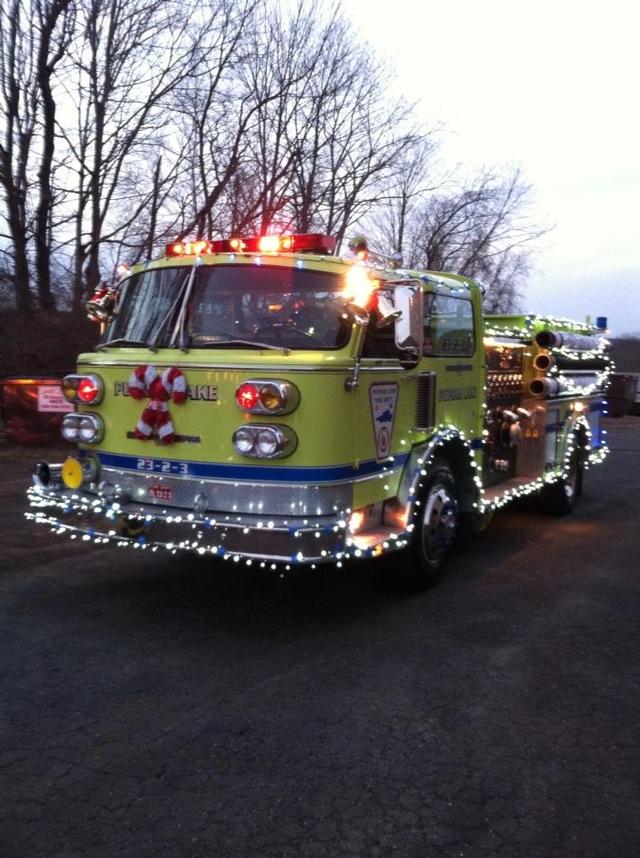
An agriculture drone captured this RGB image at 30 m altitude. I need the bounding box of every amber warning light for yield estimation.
[165,234,336,257]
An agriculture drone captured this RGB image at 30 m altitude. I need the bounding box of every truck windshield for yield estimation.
[104,264,351,350]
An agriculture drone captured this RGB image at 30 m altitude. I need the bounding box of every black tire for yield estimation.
[541,442,584,517]
[400,462,459,591]
[458,506,495,544]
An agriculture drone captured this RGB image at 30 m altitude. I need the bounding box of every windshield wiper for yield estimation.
[194,338,290,355]
[97,338,157,351]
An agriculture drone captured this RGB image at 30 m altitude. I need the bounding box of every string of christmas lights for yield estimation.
[25,414,608,571]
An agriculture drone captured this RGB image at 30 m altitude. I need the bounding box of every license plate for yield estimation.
[149,484,173,501]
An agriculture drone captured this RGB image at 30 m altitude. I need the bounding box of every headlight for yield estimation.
[78,415,101,442]
[60,413,104,444]
[233,426,257,455]
[256,428,279,457]
[235,379,300,415]
[232,425,297,459]
[62,413,80,442]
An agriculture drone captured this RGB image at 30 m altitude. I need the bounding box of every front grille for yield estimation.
[415,372,435,430]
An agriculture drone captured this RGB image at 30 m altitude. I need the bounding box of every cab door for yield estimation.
[420,287,483,440]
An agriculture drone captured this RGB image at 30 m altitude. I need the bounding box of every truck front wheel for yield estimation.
[401,463,459,591]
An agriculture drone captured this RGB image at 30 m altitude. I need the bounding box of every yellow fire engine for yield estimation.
[27,233,610,588]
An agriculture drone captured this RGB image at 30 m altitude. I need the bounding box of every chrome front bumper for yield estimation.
[26,484,363,566]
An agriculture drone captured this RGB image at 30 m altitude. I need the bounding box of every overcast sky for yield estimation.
[341,0,640,335]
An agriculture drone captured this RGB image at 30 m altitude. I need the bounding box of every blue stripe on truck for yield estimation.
[97,450,411,484]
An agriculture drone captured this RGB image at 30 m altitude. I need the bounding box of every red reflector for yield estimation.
[236,382,260,410]
[77,378,98,403]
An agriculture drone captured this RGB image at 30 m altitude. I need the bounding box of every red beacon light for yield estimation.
[165,233,336,257]
[225,234,332,254]
[165,239,211,257]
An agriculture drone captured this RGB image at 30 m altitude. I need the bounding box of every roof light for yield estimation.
[165,233,336,257]
[258,235,282,253]
[165,240,211,257]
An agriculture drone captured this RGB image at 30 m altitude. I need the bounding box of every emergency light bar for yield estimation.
[165,233,336,257]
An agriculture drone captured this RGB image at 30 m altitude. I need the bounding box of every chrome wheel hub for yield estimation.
[421,486,457,561]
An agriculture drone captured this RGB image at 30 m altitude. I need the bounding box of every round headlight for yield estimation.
[61,413,79,442]
[256,427,279,457]
[233,426,256,454]
[74,414,104,444]
[79,415,97,442]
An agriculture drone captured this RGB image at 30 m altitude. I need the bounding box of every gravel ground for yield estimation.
[1,418,639,857]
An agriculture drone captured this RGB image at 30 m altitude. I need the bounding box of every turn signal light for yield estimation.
[236,382,261,410]
[62,374,104,405]
[77,377,100,403]
[234,380,300,415]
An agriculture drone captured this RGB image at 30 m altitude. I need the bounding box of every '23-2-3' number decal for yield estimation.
[136,458,188,475]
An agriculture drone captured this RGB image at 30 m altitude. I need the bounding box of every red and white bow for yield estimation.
[127,365,187,444]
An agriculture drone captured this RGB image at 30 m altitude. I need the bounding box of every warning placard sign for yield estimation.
[37,385,68,413]
[369,383,398,461]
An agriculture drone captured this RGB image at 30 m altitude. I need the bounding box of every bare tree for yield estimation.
[56,0,225,309]
[0,0,38,314]
[284,13,423,248]
[0,0,550,323]
[34,0,74,311]
[363,133,440,258]
[403,166,549,310]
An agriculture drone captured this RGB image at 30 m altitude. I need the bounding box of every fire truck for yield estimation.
[27,233,610,588]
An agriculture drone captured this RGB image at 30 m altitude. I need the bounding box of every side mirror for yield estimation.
[394,283,423,354]
[376,290,402,328]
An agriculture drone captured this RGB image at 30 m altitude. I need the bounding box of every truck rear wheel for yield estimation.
[541,443,583,517]
[400,463,459,591]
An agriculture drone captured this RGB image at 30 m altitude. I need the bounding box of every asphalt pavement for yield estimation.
[1,418,639,858]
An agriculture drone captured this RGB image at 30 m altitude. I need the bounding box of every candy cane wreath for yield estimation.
[127,365,187,444]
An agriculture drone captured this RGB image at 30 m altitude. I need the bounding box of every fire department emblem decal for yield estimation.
[369,383,398,461]
[127,365,187,445]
